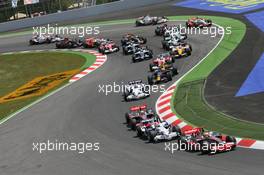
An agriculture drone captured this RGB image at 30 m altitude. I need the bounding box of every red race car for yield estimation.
[186,17,212,28]
[83,37,108,48]
[98,41,120,54]
[149,53,174,72]
[125,104,155,130]
[179,128,237,154]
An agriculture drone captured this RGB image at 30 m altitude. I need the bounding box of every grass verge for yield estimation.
[170,16,264,140]
[0,51,96,121]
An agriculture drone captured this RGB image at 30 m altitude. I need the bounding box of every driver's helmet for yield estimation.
[203,131,210,137]
[140,110,146,116]
[163,122,169,129]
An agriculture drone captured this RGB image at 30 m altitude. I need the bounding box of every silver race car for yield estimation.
[123,80,150,101]
[135,15,168,26]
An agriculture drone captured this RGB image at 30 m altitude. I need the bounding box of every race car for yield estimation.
[135,15,168,26]
[155,24,172,36]
[125,104,155,130]
[55,38,82,49]
[83,37,109,48]
[149,60,178,74]
[149,53,175,72]
[162,36,184,51]
[131,46,153,62]
[170,43,192,59]
[136,118,160,139]
[148,69,173,85]
[179,128,237,154]
[186,17,212,28]
[147,122,181,143]
[98,41,120,54]
[29,35,63,45]
[123,80,150,101]
[199,131,237,154]
[121,34,147,46]
[163,27,187,41]
[122,42,140,55]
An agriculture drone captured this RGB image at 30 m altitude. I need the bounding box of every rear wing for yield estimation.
[130,104,147,111]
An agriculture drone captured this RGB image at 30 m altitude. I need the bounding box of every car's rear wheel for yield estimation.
[148,75,154,85]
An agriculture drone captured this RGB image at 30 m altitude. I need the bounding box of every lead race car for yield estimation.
[123,80,150,101]
[179,128,237,154]
[135,15,168,26]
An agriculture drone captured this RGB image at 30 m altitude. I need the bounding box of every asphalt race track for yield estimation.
[0,1,264,175]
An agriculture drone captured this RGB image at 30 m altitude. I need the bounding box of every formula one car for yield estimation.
[199,132,237,154]
[163,27,187,41]
[55,38,82,49]
[162,36,184,51]
[121,34,147,46]
[155,24,170,36]
[123,80,150,101]
[147,122,181,143]
[125,104,155,130]
[122,42,140,55]
[132,46,153,62]
[186,17,212,28]
[98,41,120,54]
[136,118,160,139]
[148,69,174,85]
[83,37,109,48]
[135,15,168,26]
[149,60,178,74]
[29,35,63,45]
[170,43,192,59]
[179,128,237,154]
[149,53,174,71]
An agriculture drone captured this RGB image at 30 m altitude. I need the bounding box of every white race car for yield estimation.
[123,80,150,101]
[136,15,168,26]
[29,35,63,45]
[148,122,181,143]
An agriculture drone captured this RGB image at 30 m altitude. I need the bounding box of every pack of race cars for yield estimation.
[125,104,237,154]
[29,16,237,154]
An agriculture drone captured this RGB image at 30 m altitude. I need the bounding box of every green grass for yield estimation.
[174,80,264,140]
[0,51,96,120]
[170,16,264,140]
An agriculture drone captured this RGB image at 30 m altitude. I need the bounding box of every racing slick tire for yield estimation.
[136,127,143,137]
[226,136,237,150]
[149,63,154,72]
[29,40,35,45]
[148,75,154,85]
[171,66,178,76]
[125,113,130,125]
[200,140,212,154]
[166,72,173,81]
[148,130,157,143]
[171,125,182,135]
[132,56,137,63]
[130,118,137,130]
